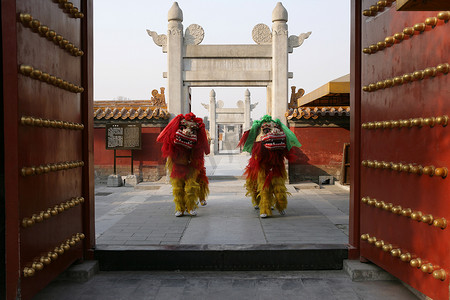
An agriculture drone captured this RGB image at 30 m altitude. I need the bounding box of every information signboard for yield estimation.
[106,124,141,150]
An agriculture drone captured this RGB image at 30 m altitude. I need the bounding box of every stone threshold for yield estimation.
[94,243,348,271]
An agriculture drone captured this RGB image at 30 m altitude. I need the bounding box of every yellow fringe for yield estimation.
[245,168,290,215]
[272,176,287,211]
[256,169,272,215]
[245,177,260,207]
[166,157,173,174]
[198,179,209,202]
[259,189,273,215]
[169,164,209,212]
[171,177,186,212]
[184,169,200,211]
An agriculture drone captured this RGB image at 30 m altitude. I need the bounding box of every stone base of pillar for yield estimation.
[107,174,123,187]
[124,174,140,187]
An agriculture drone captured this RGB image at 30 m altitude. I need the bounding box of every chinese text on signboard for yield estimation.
[106,124,141,150]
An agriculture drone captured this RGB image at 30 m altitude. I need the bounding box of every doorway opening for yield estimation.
[92,0,350,272]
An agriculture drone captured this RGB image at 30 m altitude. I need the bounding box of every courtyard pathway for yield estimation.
[34,153,419,299]
[94,152,349,247]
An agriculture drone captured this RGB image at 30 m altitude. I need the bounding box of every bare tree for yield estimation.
[113,96,131,100]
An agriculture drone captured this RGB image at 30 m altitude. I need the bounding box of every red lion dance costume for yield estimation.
[239,115,301,218]
[157,113,210,217]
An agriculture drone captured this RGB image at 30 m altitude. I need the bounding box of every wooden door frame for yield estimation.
[81,0,95,260]
[0,2,9,298]
[2,0,21,298]
[349,0,362,260]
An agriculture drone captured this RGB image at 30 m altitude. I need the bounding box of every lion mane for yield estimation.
[157,113,210,214]
[238,115,301,217]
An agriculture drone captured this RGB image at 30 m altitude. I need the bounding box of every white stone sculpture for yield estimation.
[252,24,272,44]
[185,24,204,45]
[146,30,167,47]
[289,31,312,48]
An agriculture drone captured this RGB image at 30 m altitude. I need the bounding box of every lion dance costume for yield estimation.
[157,113,210,217]
[238,115,301,218]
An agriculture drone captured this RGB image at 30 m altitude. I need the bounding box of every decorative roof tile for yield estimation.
[93,100,170,121]
[285,106,350,120]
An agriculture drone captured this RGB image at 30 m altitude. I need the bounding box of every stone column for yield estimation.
[183,85,190,114]
[271,2,288,124]
[167,2,184,117]
[266,84,272,116]
[244,89,251,130]
[209,89,217,154]
[222,126,226,151]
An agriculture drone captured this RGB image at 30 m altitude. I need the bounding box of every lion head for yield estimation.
[157,112,210,159]
[256,121,287,150]
[174,118,199,149]
[239,115,300,154]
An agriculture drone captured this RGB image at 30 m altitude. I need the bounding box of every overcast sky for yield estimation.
[94,0,350,119]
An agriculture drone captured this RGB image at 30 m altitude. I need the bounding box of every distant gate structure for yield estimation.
[202,89,258,154]
[147,2,311,123]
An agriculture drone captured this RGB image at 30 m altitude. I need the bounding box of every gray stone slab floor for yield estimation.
[95,152,350,247]
[34,270,418,300]
[94,180,350,247]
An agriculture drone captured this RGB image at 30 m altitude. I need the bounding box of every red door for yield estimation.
[2,0,94,299]
[355,1,450,299]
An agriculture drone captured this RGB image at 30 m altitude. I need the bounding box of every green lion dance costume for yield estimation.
[238,115,301,218]
[157,113,210,217]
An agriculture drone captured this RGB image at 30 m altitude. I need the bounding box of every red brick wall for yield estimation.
[94,127,166,182]
[289,126,350,183]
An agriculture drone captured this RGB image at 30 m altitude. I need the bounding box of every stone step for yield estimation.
[58,260,99,282]
[343,259,396,281]
[94,244,348,271]
[343,260,427,299]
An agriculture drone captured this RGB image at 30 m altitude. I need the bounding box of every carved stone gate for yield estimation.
[147,2,311,124]
[202,89,257,154]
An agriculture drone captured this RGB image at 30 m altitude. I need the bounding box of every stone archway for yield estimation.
[147,2,311,124]
[202,89,258,154]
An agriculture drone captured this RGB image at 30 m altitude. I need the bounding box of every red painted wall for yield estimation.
[290,127,350,165]
[94,127,164,165]
[94,127,165,181]
[289,126,350,183]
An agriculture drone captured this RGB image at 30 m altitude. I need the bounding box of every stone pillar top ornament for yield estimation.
[245,89,250,97]
[252,24,272,44]
[148,3,205,48]
[185,24,204,45]
[252,2,311,47]
[209,89,216,97]
[272,2,288,22]
[168,2,183,21]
